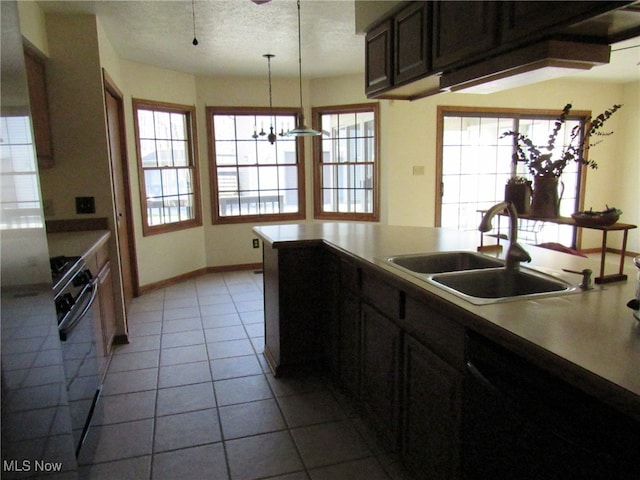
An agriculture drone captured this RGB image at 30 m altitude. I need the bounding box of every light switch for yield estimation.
[412,165,425,176]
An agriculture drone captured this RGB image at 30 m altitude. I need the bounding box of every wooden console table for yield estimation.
[482,213,637,284]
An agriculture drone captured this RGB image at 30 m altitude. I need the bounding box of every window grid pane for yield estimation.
[317,107,377,217]
[441,112,583,247]
[210,112,301,220]
[134,102,200,234]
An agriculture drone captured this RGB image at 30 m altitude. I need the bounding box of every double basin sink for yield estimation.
[385,251,577,305]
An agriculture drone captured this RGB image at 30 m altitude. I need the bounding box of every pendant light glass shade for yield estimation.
[287,0,320,137]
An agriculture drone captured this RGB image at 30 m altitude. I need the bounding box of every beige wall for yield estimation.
[18,4,640,288]
[382,80,638,251]
[18,0,48,55]
[120,61,206,286]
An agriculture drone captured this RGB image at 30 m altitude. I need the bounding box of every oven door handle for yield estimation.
[58,277,99,341]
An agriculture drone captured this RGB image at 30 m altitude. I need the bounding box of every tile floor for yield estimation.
[78,270,411,480]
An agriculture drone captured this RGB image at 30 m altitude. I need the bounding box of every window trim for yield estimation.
[435,105,591,246]
[132,98,202,236]
[206,106,306,225]
[312,103,380,221]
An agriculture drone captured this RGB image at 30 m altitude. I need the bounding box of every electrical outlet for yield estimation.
[252,238,260,249]
[412,165,425,176]
[76,196,95,214]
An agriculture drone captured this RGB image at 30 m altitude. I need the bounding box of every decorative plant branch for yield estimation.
[501,103,622,178]
[506,175,532,186]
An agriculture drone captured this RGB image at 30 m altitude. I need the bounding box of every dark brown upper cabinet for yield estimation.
[394,2,431,86]
[364,1,638,100]
[501,1,624,43]
[365,19,393,95]
[501,1,632,45]
[432,1,499,70]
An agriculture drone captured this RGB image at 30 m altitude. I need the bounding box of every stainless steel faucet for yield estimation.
[479,201,531,271]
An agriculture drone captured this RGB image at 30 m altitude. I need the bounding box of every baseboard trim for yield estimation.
[138,262,263,295]
[581,247,639,257]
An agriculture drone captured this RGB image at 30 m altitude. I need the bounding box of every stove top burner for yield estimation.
[50,256,71,276]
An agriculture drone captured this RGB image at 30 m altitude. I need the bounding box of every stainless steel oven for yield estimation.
[52,256,103,458]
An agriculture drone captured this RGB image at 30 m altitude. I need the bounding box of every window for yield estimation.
[207,107,305,224]
[312,103,380,221]
[133,99,201,235]
[437,106,588,247]
[0,115,42,229]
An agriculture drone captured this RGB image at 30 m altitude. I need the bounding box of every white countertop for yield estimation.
[47,230,111,260]
[253,222,640,420]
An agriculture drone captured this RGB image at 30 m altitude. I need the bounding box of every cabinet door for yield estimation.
[403,335,461,480]
[394,1,430,85]
[500,1,621,45]
[97,261,116,362]
[324,251,341,378]
[365,19,393,95]
[361,303,402,445]
[338,290,361,397]
[432,1,498,70]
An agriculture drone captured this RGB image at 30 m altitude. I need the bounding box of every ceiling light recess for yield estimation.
[440,40,611,94]
[287,0,320,137]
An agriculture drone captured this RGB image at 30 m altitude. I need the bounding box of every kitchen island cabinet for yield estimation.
[360,302,402,446]
[403,334,461,479]
[337,277,361,397]
[262,244,328,376]
[253,222,640,479]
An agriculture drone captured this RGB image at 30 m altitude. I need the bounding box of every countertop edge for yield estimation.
[47,230,111,260]
[253,222,640,422]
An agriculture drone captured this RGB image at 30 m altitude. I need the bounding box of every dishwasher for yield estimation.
[462,332,640,480]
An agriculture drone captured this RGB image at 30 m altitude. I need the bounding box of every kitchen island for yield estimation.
[253,222,640,479]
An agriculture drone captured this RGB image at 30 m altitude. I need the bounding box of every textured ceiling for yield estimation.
[38,0,365,79]
[37,0,640,83]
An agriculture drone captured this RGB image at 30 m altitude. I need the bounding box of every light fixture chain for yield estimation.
[297,0,303,111]
[191,0,198,46]
[267,55,274,112]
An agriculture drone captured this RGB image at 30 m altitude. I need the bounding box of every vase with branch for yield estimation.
[501,103,622,218]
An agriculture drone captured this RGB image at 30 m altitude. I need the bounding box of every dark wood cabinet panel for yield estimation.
[23,47,54,168]
[403,335,461,480]
[365,1,635,99]
[325,251,341,378]
[338,289,361,397]
[404,295,465,370]
[361,303,402,444]
[361,268,402,321]
[263,246,327,375]
[432,1,498,70]
[365,19,393,95]
[500,1,627,45]
[394,1,430,85]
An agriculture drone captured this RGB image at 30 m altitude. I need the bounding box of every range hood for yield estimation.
[440,40,611,94]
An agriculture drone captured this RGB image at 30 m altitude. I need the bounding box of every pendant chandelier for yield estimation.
[286,0,320,137]
[264,53,277,145]
[252,54,278,144]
